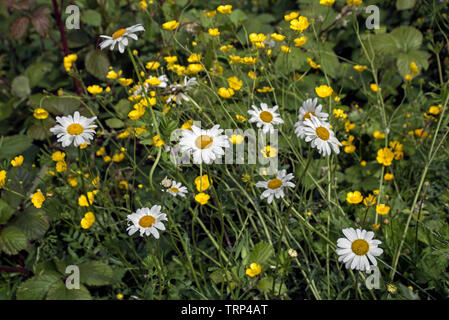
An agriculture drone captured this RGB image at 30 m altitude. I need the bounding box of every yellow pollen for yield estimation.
[316,126,330,141]
[138,215,156,228]
[302,111,316,121]
[113,28,127,40]
[351,239,369,256]
[169,187,179,193]
[195,135,214,149]
[260,111,273,123]
[267,178,282,189]
[67,123,84,135]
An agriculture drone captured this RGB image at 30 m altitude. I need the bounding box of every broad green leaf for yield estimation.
[248,241,274,265]
[16,274,60,300]
[42,96,81,115]
[256,276,287,294]
[78,261,116,286]
[0,199,15,225]
[230,9,247,27]
[391,26,423,52]
[85,50,110,80]
[46,281,92,300]
[396,50,430,76]
[67,30,90,48]
[396,0,416,10]
[11,75,31,98]
[0,135,32,160]
[24,62,52,88]
[10,207,49,240]
[105,118,125,129]
[81,9,102,27]
[113,99,131,119]
[0,226,28,255]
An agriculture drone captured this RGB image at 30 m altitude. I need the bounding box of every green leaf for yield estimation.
[391,26,423,52]
[105,118,125,129]
[256,276,287,294]
[0,199,15,225]
[396,50,430,76]
[85,50,110,80]
[16,274,60,300]
[11,75,31,98]
[113,99,131,119]
[78,261,116,286]
[10,207,49,240]
[248,241,274,265]
[396,0,416,10]
[0,226,28,255]
[230,9,247,27]
[0,135,32,160]
[24,62,52,88]
[42,96,81,115]
[81,9,102,27]
[46,281,92,300]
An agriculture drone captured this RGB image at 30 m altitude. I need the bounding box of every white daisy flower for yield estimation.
[167,76,198,105]
[302,115,342,157]
[248,103,284,134]
[126,205,168,239]
[294,98,329,138]
[163,180,188,197]
[99,24,145,54]
[49,111,97,148]
[336,227,383,272]
[255,170,295,204]
[133,75,169,97]
[179,124,230,164]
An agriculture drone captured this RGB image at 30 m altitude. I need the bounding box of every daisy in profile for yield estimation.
[179,125,229,164]
[50,111,97,147]
[167,76,198,105]
[336,227,383,272]
[99,24,145,54]
[163,180,188,197]
[302,115,341,156]
[126,205,168,239]
[294,98,329,138]
[255,170,295,204]
[132,75,169,97]
[248,103,283,134]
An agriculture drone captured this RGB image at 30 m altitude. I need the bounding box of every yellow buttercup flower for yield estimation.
[384,173,394,181]
[195,193,210,205]
[256,86,274,93]
[87,85,103,95]
[376,148,394,166]
[236,114,247,122]
[63,54,78,72]
[353,65,368,72]
[370,83,379,92]
[246,263,261,277]
[81,211,95,229]
[249,33,266,43]
[284,12,299,21]
[11,155,24,167]
[217,4,232,14]
[151,135,165,147]
[373,130,385,139]
[281,45,291,53]
[164,56,178,64]
[260,145,277,158]
[410,62,419,75]
[271,33,285,42]
[230,135,244,145]
[33,108,49,120]
[208,28,220,37]
[218,87,235,99]
[204,10,217,17]
[181,120,193,130]
[51,151,66,162]
[31,190,45,208]
[0,170,6,188]
[347,0,363,5]
[294,36,307,47]
[320,0,335,6]
[112,152,125,163]
[363,194,376,207]
[333,108,347,119]
[220,45,233,52]
[56,161,67,173]
[227,77,242,91]
[315,85,333,98]
[145,61,160,70]
[67,176,78,187]
[162,20,179,30]
[346,191,363,204]
[376,204,390,215]
[195,175,212,192]
[290,16,309,33]
[106,70,119,79]
[360,160,367,167]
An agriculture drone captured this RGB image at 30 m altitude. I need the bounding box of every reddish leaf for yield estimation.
[31,7,51,36]
[2,0,34,10]
[10,16,29,40]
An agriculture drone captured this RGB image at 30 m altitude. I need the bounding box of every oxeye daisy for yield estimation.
[163,180,188,198]
[126,205,168,239]
[294,98,329,138]
[99,24,145,54]
[49,111,97,148]
[247,103,284,134]
[167,76,198,105]
[179,125,230,164]
[302,116,341,157]
[336,228,383,272]
[255,170,295,204]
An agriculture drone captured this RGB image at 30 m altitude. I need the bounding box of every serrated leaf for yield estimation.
[85,50,110,80]
[16,274,60,300]
[46,281,92,300]
[0,226,28,255]
[391,26,423,52]
[0,135,32,160]
[78,261,116,286]
[105,118,124,129]
[248,241,274,265]
[10,16,29,40]
[11,75,31,98]
[0,199,15,225]
[31,7,51,36]
[10,207,49,240]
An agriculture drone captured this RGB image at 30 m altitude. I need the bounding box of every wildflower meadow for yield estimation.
[0,0,449,302]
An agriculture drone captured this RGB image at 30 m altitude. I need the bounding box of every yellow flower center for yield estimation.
[267,178,282,189]
[169,187,179,193]
[260,111,273,123]
[138,215,156,228]
[195,135,214,149]
[67,123,84,135]
[351,239,369,256]
[113,28,127,40]
[316,126,330,141]
[302,111,316,121]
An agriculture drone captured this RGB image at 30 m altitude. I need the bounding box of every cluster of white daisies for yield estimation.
[46,25,382,272]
